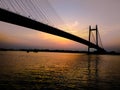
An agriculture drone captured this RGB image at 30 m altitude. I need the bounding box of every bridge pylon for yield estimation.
[88,25,99,53]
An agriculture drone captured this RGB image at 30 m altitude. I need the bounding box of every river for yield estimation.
[0,51,120,90]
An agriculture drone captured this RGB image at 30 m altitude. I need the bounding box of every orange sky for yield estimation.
[0,0,120,52]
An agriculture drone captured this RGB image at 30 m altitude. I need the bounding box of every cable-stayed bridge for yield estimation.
[0,0,106,53]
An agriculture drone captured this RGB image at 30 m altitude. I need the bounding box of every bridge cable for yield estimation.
[0,0,71,34]
[0,0,10,10]
[43,0,67,26]
[91,32,96,44]
[0,0,7,9]
[11,0,21,14]
[31,0,49,23]
[34,0,56,26]
[45,0,65,27]
[7,0,18,13]
[37,0,62,27]
[98,31,103,48]
[16,0,30,17]
[48,1,68,28]
[14,0,29,16]
[29,0,50,24]
[20,0,34,19]
[27,0,46,22]
[25,0,40,20]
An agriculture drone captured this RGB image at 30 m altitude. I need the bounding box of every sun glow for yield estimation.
[38,32,72,46]
[57,21,88,40]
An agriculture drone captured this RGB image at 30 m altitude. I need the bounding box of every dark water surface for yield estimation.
[0,51,120,90]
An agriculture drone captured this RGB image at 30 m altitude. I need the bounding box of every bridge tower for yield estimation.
[88,25,98,53]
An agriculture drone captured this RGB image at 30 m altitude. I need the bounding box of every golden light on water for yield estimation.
[0,51,120,89]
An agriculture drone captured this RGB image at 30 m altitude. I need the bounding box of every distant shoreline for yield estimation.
[0,48,86,53]
[0,48,120,55]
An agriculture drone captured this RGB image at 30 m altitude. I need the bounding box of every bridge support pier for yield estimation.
[0,8,106,53]
[88,25,98,53]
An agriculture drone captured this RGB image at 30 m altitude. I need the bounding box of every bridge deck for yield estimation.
[0,8,106,52]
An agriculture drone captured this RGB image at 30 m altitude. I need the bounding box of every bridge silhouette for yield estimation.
[0,1,106,53]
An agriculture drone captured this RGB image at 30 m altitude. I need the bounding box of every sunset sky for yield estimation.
[0,0,120,52]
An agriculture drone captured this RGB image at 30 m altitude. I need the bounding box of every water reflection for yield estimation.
[87,55,99,89]
[0,51,120,90]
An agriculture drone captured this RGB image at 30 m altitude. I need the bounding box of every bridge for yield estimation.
[0,0,106,53]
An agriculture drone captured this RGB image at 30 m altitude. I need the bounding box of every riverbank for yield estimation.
[0,48,120,55]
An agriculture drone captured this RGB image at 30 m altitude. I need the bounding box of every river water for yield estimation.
[0,51,120,90]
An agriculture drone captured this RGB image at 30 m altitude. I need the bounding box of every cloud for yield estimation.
[66,21,79,29]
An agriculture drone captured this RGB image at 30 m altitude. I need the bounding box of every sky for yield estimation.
[0,0,120,52]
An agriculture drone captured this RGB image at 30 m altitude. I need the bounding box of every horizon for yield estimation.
[0,0,120,52]
[0,48,120,54]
